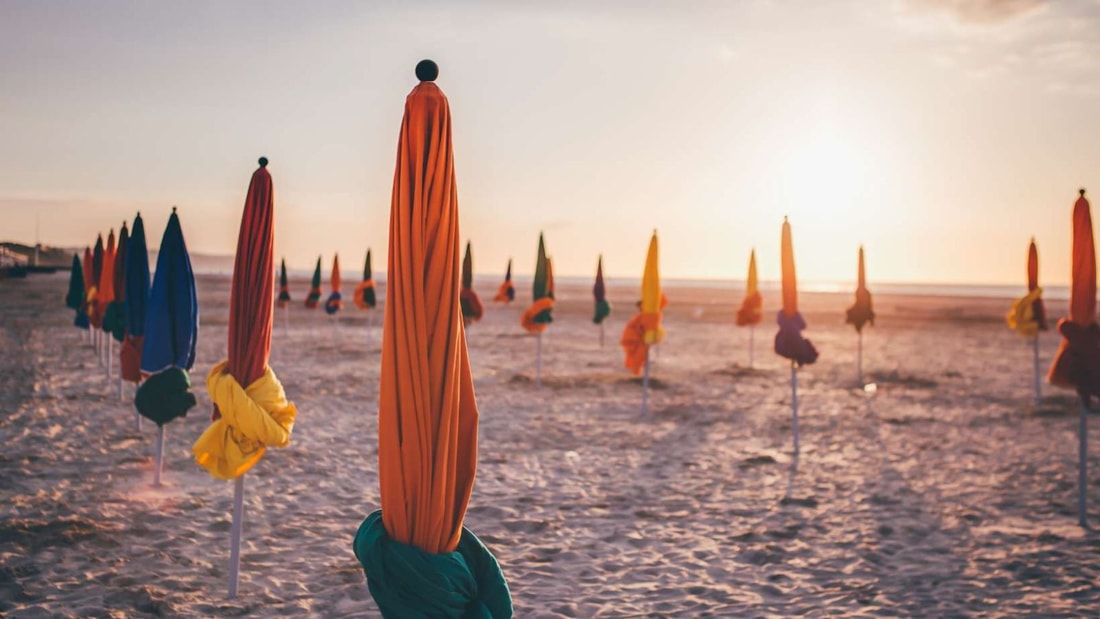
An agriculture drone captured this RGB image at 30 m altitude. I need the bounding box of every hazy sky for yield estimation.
[3,0,1100,286]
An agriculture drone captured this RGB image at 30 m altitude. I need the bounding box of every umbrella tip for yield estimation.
[416,59,438,82]
[258,157,268,168]
[172,206,177,213]
[1081,188,1087,197]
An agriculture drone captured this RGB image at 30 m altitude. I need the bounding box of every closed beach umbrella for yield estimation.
[593,254,611,325]
[621,233,665,413]
[89,234,105,329]
[324,254,344,315]
[1007,238,1048,404]
[352,60,511,617]
[104,222,129,343]
[460,241,484,323]
[521,233,553,333]
[192,158,297,598]
[67,254,89,329]
[493,258,515,303]
[736,249,763,367]
[276,258,291,307]
[305,257,322,308]
[96,228,117,330]
[774,217,817,456]
[1048,189,1100,527]
[135,208,199,428]
[121,214,151,386]
[845,245,874,383]
[353,250,377,310]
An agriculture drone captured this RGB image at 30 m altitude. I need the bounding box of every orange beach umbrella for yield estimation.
[352,60,511,617]
[325,254,343,315]
[494,258,515,303]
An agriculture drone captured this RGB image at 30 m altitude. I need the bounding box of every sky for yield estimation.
[2,0,1100,286]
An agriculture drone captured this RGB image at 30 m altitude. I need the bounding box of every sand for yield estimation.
[2,271,1100,617]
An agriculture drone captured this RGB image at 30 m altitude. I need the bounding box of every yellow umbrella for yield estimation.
[735,249,763,367]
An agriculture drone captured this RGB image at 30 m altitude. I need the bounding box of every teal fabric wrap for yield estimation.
[103,301,127,342]
[353,510,513,618]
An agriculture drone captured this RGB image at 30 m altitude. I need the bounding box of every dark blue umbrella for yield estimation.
[121,213,151,384]
[135,207,199,426]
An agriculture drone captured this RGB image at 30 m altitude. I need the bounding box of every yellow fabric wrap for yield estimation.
[1006,287,1043,337]
[192,360,297,480]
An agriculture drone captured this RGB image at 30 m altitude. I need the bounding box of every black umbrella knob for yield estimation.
[259,157,268,168]
[416,59,438,82]
[1082,188,1088,197]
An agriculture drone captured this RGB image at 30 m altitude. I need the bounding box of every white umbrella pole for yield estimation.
[791,362,800,457]
[535,332,543,387]
[749,325,754,369]
[107,337,113,380]
[642,345,651,415]
[1079,399,1089,528]
[366,312,372,350]
[228,475,245,599]
[153,424,165,486]
[135,408,142,433]
[857,330,863,386]
[118,375,123,401]
[599,322,604,348]
[1033,334,1041,406]
[283,305,289,339]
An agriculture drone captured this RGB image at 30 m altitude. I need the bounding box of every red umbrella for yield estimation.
[192,158,298,598]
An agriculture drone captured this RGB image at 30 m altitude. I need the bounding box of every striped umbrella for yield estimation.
[1007,238,1048,405]
[352,60,511,617]
[354,250,377,310]
[521,233,554,387]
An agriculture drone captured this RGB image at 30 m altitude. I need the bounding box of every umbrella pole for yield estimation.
[791,362,800,457]
[228,475,245,599]
[107,337,113,380]
[749,325,754,369]
[599,322,604,348]
[135,409,142,433]
[283,305,289,340]
[535,332,543,387]
[1033,334,1041,406]
[118,375,123,401]
[366,312,372,350]
[153,424,165,486]
[642,345,651,415]
[1079,398,1089,528]
[857,330,863,386]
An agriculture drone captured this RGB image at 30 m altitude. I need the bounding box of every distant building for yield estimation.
[0,246,29,268]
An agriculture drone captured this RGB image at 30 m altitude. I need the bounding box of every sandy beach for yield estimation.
[3,271,1100,617]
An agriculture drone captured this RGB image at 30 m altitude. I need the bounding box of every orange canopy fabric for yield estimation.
[378,77,480,555]
[774,217,818,366]
[1049,190,1100,398]
[736,249,763,327]
[780,218,797,318]
[494,259,514,303]
[325,254,344,315]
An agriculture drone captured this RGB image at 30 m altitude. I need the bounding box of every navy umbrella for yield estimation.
[135,207,199,484]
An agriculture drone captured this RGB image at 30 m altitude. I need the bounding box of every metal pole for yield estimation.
[1033,335,1041,406]
[107,337,113,380]
[1080,399,1088,528]
[599,322,604,348]
[642,345,651,415]
[535,332,543,387]
[791,362,800,456]
[228,475,245,599]
[749,325,754,369]
[153,425,165,486]
[135,410,142,433]
[857,331,863,386]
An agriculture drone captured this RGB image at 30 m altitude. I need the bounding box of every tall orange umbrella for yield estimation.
[735,249,763,367]
[493,258,515,303]
[1049,189,1100,527]
[352,60,511,617]
[460,241,484,324]
[1007,238,1048,405]
[845,245,874,383]
[325,254,344,315]
[774,217,817,455]
[105,222,130,392]
[192,158,297,598]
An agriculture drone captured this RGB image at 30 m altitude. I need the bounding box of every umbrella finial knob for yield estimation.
[172,206,178,214]
[259,157,268,168]
[416,59,438,82]
[1081,188,1088,197]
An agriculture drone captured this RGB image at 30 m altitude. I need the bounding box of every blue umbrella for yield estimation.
[121,213,151,386]
[135,207,199,429]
